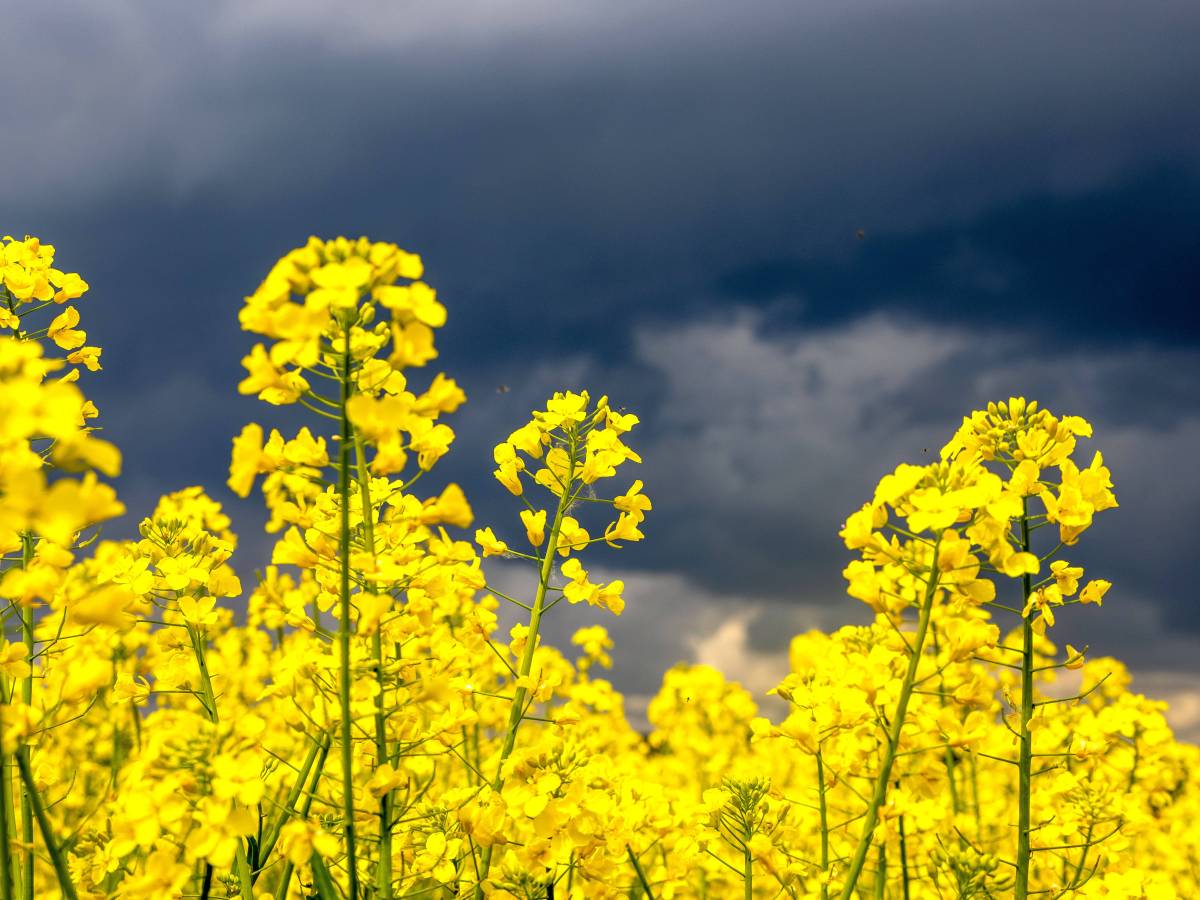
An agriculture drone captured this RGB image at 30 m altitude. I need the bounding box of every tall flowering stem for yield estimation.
[475,443,573,892]
[0,239,111,900]
[0,698,11,900]
[16,535,33,900]
[816,751,830,900]
[186,621,255,899]
[838,547,941,899]
[472,390,648,892]
[493,443,573,782]
[1015,501,1034,900]
[335,319,362,899]
[354,435,392,899]
[230,236,466,897]
[938,399,1117,895]
[14,753,76,900]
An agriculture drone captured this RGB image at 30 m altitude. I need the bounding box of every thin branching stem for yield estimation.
[839,538,942,900]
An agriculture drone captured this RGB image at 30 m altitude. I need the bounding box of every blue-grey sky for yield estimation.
[5,0,1199,733]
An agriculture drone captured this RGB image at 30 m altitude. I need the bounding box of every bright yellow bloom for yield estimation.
[614,479,652,519]
[1079,578,1112,605]
[47,306,86,350]
[520,508,546,547]
[556,516,589,555]
[475,526,509,557]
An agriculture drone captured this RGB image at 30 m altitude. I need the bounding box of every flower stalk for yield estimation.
[336,321,361,900]
[354,434,393,900]
[817,750,830,900]
[15,753,76,900]
[838,548,941,899]
[1015,500,1034,900]
[476,435,577,893]
[17,534,33,900]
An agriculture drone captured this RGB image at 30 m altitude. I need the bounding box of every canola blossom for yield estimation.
[0,232,1194,899]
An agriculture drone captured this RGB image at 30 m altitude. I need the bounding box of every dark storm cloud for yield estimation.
[608,312,1200,645]
[720,167,1200,344]
[3,0,1199,723]
[7,0,1200,349]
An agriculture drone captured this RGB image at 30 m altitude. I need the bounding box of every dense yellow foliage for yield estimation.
[0,233,1195,899]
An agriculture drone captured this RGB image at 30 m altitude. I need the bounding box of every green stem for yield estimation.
[187,626,219,722]
[969,754,982,841]
[626,845,656,900]
[744,841,753,900]
[354,436,393,900]
[0,694,13,900]
[1015,502,1034,900]
[475,442,577,895]
[253,736,324,881]
[274,736,331,900]
[816,750,830,900]
[930,625,963,823]
[110,715,124,787]
[1125,728,1140,792]
[336,323,362,900]
[17,536,32,900]
[14,753,76,900]
[873,843,886,899]
[838,547,941,900]
[232,850,254,898]
[897,790,911,900]
[187,625,254,900]
[1067,821,1095,890]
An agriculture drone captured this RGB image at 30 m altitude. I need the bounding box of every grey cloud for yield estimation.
[614,311,1200,642]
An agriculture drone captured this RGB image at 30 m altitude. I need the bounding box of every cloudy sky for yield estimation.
[5,0,1199,736]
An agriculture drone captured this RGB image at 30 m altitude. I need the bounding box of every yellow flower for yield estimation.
[30,472,125,547]
[47,306,86,350]
[421,482,473,528]
[307,258,372,310]
[179,595,220,627]
[374,281,446,327]
[1022,588,1057,634]
[278,818,340,868]
[237,343,309,404]
[937,708,990,748]
[520,508,546,547]
[0,642,30,679]
[112,674,151,706]
[596,579,625,615]
[561,558,595,605]
[1050,559,1083,596]
[66,345,102,371]
[614,479,652,519]
[604,512,644,546]
[556,516,589,556]
[475,526,509,557]
[227,422,267,497]
[52,271,88,303]
[1079,579,1111,606]
[1064,644,1086,670]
